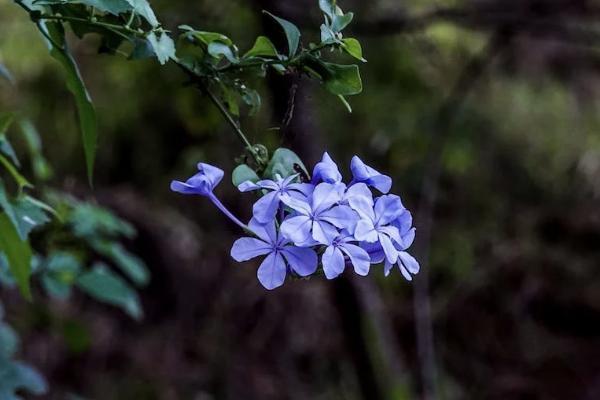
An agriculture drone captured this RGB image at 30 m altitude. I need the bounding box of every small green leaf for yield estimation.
[0,213,33,300]
[76,264,143,320]
[147,31,176,65]
[320,24,336,44]
[342,38,366,62]
[19,119,53,181]
[264,148,309,179]
[322,62,362,96]
[221,85,240,117]
[129,37,155,60]
[42,22,97,184]
[125,0,158,27]
[207,41,238,63]
[243,36,278,58]
[0,154,32,190]
[331,12,353,32]
[11,197,51,240]
[263,11,301,57]
[232,164,260,187]
[0,360,48,398]
[69,203,135,239]
[319,0,342,19]
[91,240,149,286]
[242,89,261,116]
[42,252,82,300]
[179,26,233,46]
[76,0,132,15]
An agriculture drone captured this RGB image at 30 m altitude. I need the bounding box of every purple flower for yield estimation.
[238,175,313,224]
[350,156,392,194]
[280,183,358,245]
[322,232,371,279]
[171,163,247,229]
[351,194,404,264]
[311,152,342,184]
[171,163,224,195]
[230,218,318,290]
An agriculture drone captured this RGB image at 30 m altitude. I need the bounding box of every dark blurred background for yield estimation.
[3,0,600,398]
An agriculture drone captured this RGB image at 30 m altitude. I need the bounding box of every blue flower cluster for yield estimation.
[171,153,419,290]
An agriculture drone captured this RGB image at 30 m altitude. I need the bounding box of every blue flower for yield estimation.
[171,163,224,195]
[238,175,313,224]
[311,152,342,184]
[321,232,371,279]
[350,156,392,194]
[384,210,420,280]
[171,162,247,229]
[280,183,358,245]
[351,194,404,264]
[230,218,318,290]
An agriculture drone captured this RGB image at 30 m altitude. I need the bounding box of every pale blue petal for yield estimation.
[350,156,391,193]
[394,210,413,235]
[378,225,401,245]
[340,243,370,276]
[384,260,393,277]
[238,181,262,192]
[398,251,420,275]
[322,246,345,279]
[399,263,412,281]
[319,205,358,230]
[354,219,378,242]
[312,152,342,184]
[252,191,280,224]
[257,252,287,290]
[288,183,315,198]
[368,174,392,194]
[280,194,312,215]
[170,179,209,196]
[230,238,272,261]
[254,179,279,191]
[312,220,339,245]
[197,163,224,187]
[374,195,404,226]
[282,246,318,276]
[248,218,277,243]
[360,242,385,264]
[379,232,398,264]
[401,227,415,250]
[348,194,375,220]
[280,215,313,244]
[344,182,372,204]
[311,182,343,213]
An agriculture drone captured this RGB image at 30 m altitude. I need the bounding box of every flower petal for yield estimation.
[322,246,345,279]
[312,220,339,245]
[354,219,378,242]
[252,191,280,224]
[401,227,416,250]
[238,181,262,192]
[319,205,358,230]
[340,243,370,276]
[280,194,312,215]
[360,241,385,264]
[282,246,318,276]
[257,252,287,290]
[348,193,375,220]
[170,179,208,195]
[311,182,343,214]
[374,195,404,226]
[197,163,224,187]
[350,156,391,193]
[384,260,393,277]
[379,232,398,264]
[230,238,272,261]
[399,263,413,281]
[312,152,342,184]
[398,251,420,275]
[280,215,313,244]
[248,218,277,243]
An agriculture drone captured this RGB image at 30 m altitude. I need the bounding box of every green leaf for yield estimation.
[91,240,149,286]
[263,11,301,57]
[221,85,239,117]
[322,62,362,96]
[42,22,97,184]
[0,360,48,399]
[129,37,155,60]
[207,41,237,63]
[232,164,260,187]
[243,36,278,58]
[76,0,131,15]
[241,89,261,116]
[179,26,233,46]
[0,322,18,359]
[0,63,15,85]
[125,0,158,27]
[342,38,366,62]
[320,24,336,44]
[319,0,343,19]
[0,154,32,190]
[331,12,353,32]
[42,252,82,300]
[147,31,176,65]
[0,213,33,300]
[69,203,135,239]
[11,197,51,239]
[76,264,143,319]
[19,119,53,181]
[264,148,309,179]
